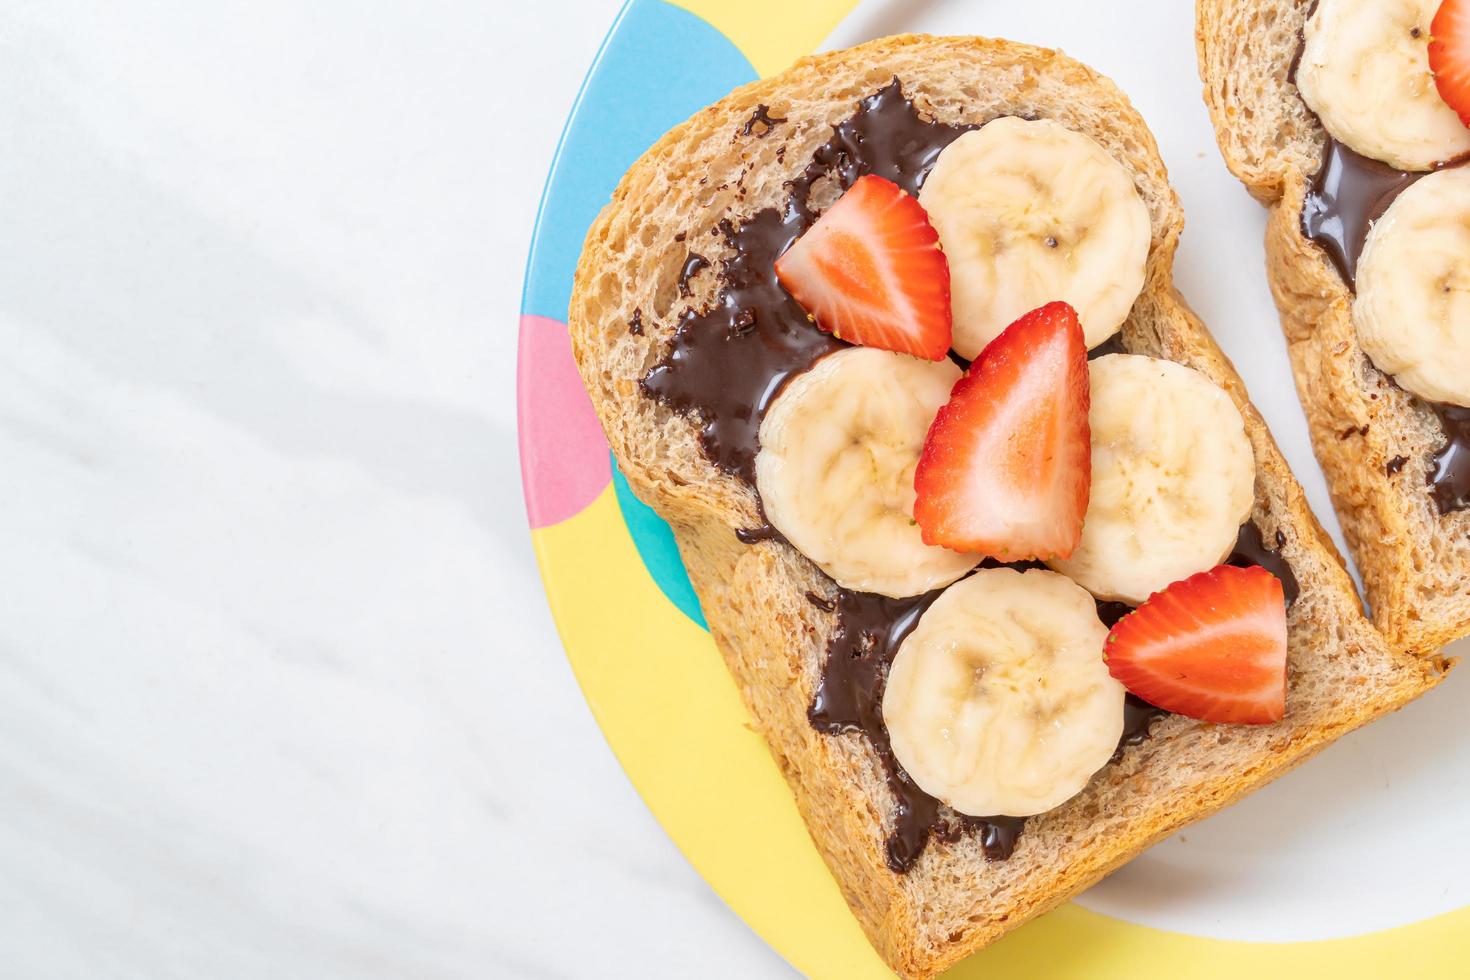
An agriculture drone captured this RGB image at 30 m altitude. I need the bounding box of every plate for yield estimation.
[518,2,1470,975]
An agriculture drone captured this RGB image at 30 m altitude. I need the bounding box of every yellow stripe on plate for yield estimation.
[967,901,1470,979]
[532,484,890,977]
[668,0,861,77]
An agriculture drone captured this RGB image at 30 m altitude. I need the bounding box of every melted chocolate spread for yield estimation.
[1301,140,1423,286]
[641,80,1298,873]
[1428,403,1470,513]
[806,586,968,872]
[640,80,973,483]
[677,253,710,297]
[1088,333,1128,360]
[742,104,787,138]
[804,518,1297,873]
[733,522,784,545]
[1227,522,1301,605]
[807,583,1162,871]
[1293,28,1470,513]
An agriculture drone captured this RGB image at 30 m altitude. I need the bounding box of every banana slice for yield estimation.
[882,567,1124,817]
[1297,0,1470,171]
[917,116,1151,358]
[755,347,979,598]
[1046,354,1255,604]
[1355,167,1470,406]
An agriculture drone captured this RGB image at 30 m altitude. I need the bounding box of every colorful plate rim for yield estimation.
[516,2,1470,975]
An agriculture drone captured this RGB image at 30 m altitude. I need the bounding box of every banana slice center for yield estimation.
[1297,0,1470,171]
[755,347,980,598]
[918,116,1151,358]
[883,568,1124,818]
[1047,354,1256,604]
[1355,167,1470,406]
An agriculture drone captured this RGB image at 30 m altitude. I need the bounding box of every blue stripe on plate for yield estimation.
[520,0,757,321]
[610,453,710,630]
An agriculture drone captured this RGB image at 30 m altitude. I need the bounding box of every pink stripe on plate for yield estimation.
[517,314,612,528]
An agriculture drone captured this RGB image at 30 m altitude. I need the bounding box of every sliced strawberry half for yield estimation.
[1430,0,1470,127]
[774,174,951,360]
[1105,564,1288,725]
[912,301,1089,558]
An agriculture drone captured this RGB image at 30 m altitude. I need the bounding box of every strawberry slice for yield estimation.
[1105,565,1288,725]
[912,301,1089,558]
[774,174,951,360]
[1430,0,1470,127]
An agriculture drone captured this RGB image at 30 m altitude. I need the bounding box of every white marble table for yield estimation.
[1,1,786,975]
[4,2,1466,978]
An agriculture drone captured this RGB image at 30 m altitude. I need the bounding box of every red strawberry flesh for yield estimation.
[1430,0,1470,128]
[774,174,952,360]
[1105,564,1288,725]
[912,301,1090,559]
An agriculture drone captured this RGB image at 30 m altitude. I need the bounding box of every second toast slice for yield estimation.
[1198,0,1470,656]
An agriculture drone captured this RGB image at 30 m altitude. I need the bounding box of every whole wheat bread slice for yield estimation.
[569,34,1443,978]
[1197,0,1470,657]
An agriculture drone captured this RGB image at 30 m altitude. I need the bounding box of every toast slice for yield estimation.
[1197,0,1470,657]
[570,34,1442,978]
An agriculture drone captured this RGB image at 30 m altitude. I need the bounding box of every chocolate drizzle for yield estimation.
[804,590,835,613]
[1117,696,1166,761]
[677,253,709,297]
[808,579,1165,872]
[1301,144,1470,513]
[1293,25,1470,513]
[806,520,1290,873]
[1095,600,1135,627]
[1301,139,1422,286]
[1227,522,1300,605]
[640,80,974,483]
[807,586,957,871]
[734,522,785,544]
[1427,402,1470,513]
[639,80,1301,873]
[741,104,787,138]
[1088,332,1128,360]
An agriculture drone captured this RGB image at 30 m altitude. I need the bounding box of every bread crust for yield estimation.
[1197,0,1470,657]
[571,34,1443,978]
